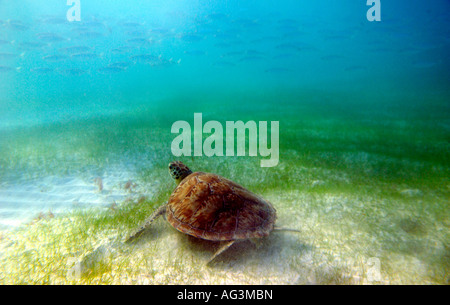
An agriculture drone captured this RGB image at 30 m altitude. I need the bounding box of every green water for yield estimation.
[0,0,449,284]
[1,87,448,284]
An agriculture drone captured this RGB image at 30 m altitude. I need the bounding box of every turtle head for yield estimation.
[169,161,193,184]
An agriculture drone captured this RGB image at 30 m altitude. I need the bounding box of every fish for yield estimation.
[98,66,126,74]
[126,30,148,37]
[276,25,300,34]
[320,55,346,61]
[277,18,298,25]
[221,51,245,57]
[70,26,91,33]
[17,41,47,49]
[412,61,440,69]
[70,52,100,60]
[344,65,368,72]
[179,34,203,42]
[58,68,87,76]
[149,58,181,67]
[130,54,160,63]
[239,55,264,62]
[245,50,266,56]
[30,67,54,74]
[195,28,217,36]
[184,50,207,56]
[132,53,180,67]
[76,31,104,39]
[233,18,258,27]
[250,36,279,44]
[206,13,228,21]
[0,52,20,60]
[272,53,297,60]
[59,46,93,54]
[264,67,293,73]
[213,42,231,48]
[275,43,303,51]
[150,28,170,35]
[5,20,29,31]
[108,62,132,69]
[126,38,153,45]
[324,34,349,41]
[111,46,135,53]
[81,20,105,28]
[213,60,236,67]
[214,32,236,40]
[0,66,14,72]
[42,54,68,61]
[120,21,144,28]
[36,33,66,43]
[40,17,66,25]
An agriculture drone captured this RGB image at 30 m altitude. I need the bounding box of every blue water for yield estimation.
[0,0,448,127]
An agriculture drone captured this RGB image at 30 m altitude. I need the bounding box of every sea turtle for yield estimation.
[126,161,287,263]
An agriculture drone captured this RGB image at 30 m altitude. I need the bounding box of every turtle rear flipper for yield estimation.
[272,226,301,233]
[206,240,235,265]
[125,203,167,243]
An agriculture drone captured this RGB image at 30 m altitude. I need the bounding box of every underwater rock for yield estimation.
[78,245,110,276]
[74,240,118,278]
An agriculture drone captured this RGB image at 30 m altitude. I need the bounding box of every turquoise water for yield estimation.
[0,1,449,284]
[1,1,447,128]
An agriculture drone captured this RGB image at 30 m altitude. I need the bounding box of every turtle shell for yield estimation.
[166,172,277,241]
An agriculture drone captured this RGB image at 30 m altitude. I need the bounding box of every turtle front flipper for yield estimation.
[125,203,167,243]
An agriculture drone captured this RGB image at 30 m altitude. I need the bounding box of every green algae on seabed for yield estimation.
[0,92,449,284]
[0,182,448,284]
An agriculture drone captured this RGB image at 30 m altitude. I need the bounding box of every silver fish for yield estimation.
[0,66,14,72]
[98,66,125,74]
[70,52,100,60]
[42,54,68,61]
